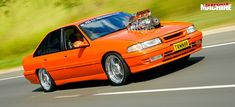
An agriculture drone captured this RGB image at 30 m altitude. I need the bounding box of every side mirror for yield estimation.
[73,40,89,48]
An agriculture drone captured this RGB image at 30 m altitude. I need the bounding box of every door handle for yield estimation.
[64,55,68,58]
[43,59,47,61]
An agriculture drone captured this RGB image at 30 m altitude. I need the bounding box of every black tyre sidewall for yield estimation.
[38,69,56,92]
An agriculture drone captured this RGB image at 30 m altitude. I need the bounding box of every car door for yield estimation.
[57,26,102,80]
[36,29,67,80]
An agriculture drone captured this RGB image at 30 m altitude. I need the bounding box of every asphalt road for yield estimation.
[1,30,235,107]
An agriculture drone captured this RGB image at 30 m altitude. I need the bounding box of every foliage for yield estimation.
[0,0,234,69]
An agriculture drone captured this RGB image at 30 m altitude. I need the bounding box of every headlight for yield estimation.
[127,44,143,52]
[187,25,196,34]
[141,38,162,49]
[127,38,162,52]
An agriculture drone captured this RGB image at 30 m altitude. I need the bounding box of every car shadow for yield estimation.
[131,56,205,83]
[32,79,110,92]
[32,56,205,92]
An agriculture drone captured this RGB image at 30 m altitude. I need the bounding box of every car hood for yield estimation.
[98,22,191,42]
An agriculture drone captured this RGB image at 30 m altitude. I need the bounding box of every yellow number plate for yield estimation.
[173,40,189,51]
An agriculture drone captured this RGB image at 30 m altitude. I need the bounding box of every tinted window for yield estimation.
[45,30,62,53]
[33,36,48,57]
[34,29,62,57]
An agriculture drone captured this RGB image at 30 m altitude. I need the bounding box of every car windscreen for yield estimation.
[79,12,131,40]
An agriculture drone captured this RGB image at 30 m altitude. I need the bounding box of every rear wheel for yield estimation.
[104,53,130,85]
[38,69,56,92]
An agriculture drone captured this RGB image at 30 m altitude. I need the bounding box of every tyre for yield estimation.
[38,69,56,92]
[104,53,131,85]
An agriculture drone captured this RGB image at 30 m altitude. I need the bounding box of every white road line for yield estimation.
[55,94,81,99]
[203,41,235,49]
[0,75,24,81]
[94,84,235,96]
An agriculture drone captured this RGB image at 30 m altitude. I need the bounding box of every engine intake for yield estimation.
[127,9,160,31]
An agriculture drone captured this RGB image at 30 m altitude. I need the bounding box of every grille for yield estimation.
[163,32,183,42]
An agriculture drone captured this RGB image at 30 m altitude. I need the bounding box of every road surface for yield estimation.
[0,30,235,107]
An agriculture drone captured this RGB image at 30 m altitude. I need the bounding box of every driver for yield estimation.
[69,33,84,48]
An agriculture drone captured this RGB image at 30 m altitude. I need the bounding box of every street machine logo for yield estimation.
[201,3,232,11]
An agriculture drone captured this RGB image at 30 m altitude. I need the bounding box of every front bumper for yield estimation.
[123,31,203,73]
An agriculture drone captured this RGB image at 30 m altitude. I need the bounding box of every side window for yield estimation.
[33,36,48,57]
[33,29,62,57]
[45,30,62,54]
[63,26,84,50]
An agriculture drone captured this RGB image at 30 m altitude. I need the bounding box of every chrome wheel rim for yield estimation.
[105,55,124,84]
[38,69,52,91]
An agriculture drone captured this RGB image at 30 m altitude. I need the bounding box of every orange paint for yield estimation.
[23,12,202,86]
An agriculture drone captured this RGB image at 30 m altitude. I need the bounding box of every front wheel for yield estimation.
[38,69,56,92]
[104,53,131,86]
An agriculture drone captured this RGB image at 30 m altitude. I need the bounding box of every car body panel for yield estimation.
[124,31,202,73]
[23,12,203,86]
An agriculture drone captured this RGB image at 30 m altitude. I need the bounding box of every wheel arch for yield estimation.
[101,51,122,70]
[35,68,44,77]
[101,51,130,72]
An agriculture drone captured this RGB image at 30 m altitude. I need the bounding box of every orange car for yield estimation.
[23,10,202,92]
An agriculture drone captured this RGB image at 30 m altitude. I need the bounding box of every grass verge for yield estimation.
[0,0,234,70]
